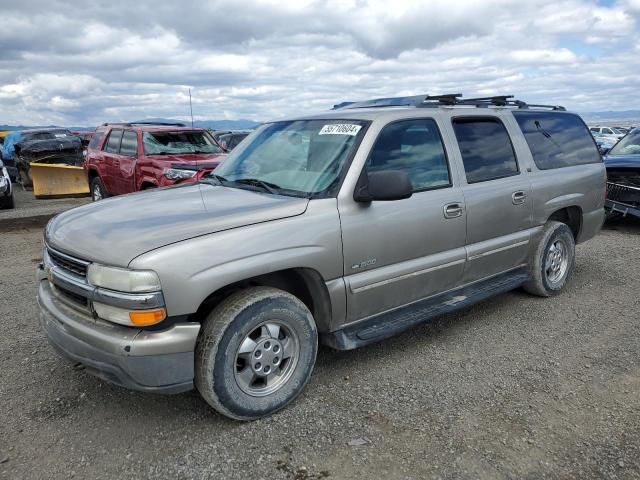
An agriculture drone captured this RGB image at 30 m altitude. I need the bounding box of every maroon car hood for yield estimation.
[159,152,226,165]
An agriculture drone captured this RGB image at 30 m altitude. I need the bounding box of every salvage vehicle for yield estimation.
[1,131,21,181]
[84,123,226,201]
[603,127,640,220]
[0,158,14,209]
[11,128,83,187]
[38,94,605,420]
[211,130,251,152]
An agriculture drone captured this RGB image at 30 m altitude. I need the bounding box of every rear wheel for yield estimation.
[524,221,576,297]
[90,177,106,201]
[195,287,318,420]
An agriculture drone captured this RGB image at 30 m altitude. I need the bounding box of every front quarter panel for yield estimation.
[128,198,343,318]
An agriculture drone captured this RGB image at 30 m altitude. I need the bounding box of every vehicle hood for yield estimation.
[46,183,309,267]
[604,154,640,169]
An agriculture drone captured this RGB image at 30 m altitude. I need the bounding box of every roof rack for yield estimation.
[332,94,565,111]
[100,122,187,127]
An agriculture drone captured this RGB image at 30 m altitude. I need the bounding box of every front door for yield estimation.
[340,118,467,323]
[450,116,534,284]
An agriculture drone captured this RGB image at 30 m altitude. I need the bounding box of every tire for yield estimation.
[0,192,14,209]
[90,177,107,201]
[524,221,576,297]
[195,287,318,420]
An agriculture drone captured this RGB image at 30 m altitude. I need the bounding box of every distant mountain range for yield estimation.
[580,110,640,123]
[2,111,639,131]
[0,118,260,131]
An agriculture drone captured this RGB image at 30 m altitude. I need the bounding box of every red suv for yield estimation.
[84,123,226,201]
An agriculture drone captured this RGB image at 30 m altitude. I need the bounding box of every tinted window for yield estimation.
[452,118,519,183]
[104,129,123,153]
[366,119,450,191]
[119,131,138,156]
[513,112,601,169]
[89,127,107,149]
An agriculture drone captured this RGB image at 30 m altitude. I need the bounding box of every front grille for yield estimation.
[607,182,640,204]
[55,285,89,308]
[47,247,88,278]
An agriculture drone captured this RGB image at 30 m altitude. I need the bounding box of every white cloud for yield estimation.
[0,0,638,125]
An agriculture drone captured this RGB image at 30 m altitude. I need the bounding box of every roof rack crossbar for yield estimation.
[332,94,566,111]
[422,93,463,105]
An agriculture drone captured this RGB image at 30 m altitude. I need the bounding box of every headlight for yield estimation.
[87,264,161,293]
[163,168,196,180]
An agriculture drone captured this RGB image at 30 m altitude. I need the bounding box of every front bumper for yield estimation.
[38,278,200,394]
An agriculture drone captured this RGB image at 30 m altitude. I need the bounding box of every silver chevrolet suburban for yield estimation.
[37,94,605,420]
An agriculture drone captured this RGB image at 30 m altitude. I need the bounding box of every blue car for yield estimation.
[604,128,640,219]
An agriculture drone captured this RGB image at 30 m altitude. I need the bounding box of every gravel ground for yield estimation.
[0,220,639,480]
[0,187,89,228]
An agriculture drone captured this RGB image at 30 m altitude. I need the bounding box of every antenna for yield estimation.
[188,88,194,128]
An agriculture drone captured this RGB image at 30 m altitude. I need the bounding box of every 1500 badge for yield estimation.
[351,258,377,270]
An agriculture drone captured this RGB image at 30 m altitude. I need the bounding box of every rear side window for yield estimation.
[104,129,123,153]
[513,112,601,170]
[452,118,519,183]
[366,118,450,192]
[119,131,138,156]
[89,127,107,149]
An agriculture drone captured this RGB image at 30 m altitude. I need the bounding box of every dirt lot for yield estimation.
[1,220,639,480]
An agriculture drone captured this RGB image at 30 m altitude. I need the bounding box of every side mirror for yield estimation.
[354,170,413,202]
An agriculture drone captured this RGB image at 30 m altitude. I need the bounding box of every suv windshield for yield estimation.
[609,129,640,155]
[212,119,368,197]
[143,131,223,155]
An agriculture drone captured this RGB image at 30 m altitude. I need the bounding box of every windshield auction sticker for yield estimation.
[319,124,362,136]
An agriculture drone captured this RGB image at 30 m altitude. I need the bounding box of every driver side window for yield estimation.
[366,119,451,192]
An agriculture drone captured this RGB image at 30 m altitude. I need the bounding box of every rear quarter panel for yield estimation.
[528,163,605,243]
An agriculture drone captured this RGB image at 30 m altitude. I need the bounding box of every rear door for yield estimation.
[112,130,139,194]
[340,118,467,322]
[102,129,123,193]
[450,116,534,284]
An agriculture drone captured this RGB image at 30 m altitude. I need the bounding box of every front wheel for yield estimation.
[524,221,576,297]
[195,287,318,420]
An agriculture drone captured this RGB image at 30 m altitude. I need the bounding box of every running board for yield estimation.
[322,268,529,350]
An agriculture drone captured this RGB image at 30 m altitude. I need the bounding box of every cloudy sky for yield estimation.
[1,0,639,126]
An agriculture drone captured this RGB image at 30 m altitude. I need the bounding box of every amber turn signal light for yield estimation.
[128,308,166,326]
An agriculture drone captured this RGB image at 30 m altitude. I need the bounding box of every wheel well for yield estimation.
[548,206,582,240]
[141,182,156,190]
[87,168,99,183]
[193,268,333,332]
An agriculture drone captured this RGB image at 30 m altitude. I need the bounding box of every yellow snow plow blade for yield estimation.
[30,163,90,199]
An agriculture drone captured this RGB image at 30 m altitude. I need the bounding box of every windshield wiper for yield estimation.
[233,178,281,195]
[200,173,228,186]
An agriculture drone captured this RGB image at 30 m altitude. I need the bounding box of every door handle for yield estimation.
[512,191,527,205]
[443,202,463,219]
